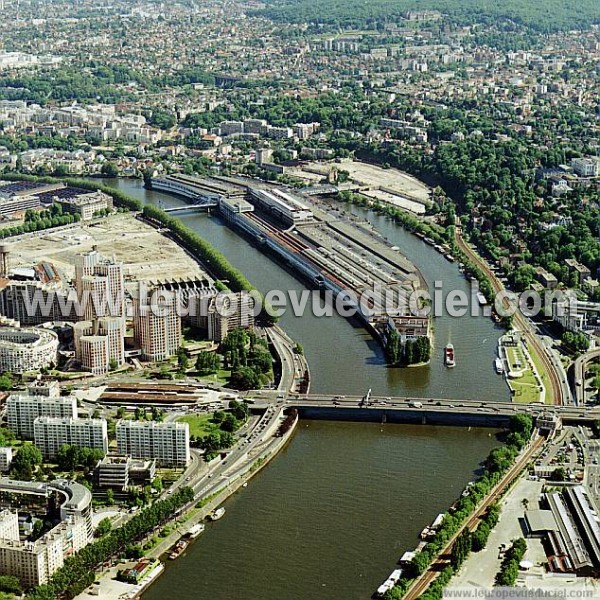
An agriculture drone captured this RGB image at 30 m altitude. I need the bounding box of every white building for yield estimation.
[0,448,12,472]
[0,326,59,373]
[0,478,92,588]
[116,420,190,467]
[33,417,108,459]
[7,395,77,439]
[571,157,598,178]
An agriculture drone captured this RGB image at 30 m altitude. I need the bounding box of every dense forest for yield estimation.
[256,0,600,32]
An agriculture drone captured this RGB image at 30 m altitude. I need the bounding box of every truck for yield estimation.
[410,401,423,409]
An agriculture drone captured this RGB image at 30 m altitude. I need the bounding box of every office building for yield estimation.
[33,417,108,459]
[95,455,130,490]
[7,394,76,439]
[116,420,190,467]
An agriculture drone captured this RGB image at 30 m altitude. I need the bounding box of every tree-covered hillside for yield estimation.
[255,0,600,33]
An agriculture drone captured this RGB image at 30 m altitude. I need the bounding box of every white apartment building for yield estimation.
[0,515,87,588]
[0,510,19,540]
[116,420,190,467]
[0,478,92,589]
[0,448,13,472]
[34,417,108,459]
[7,395,77,439]
[0,327,59,374]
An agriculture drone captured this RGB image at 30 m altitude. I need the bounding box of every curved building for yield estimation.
[0,326,58,373]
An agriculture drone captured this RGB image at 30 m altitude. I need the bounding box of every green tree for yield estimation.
[177,347,189,373]
[452,529,472,570]
[229,367,260,391]
[0,575,22,595]
[95,517,112,538]
[101,162,119,177]
[10,444,42,480]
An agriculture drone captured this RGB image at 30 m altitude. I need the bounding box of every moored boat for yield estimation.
[209,507,226,521]
[169,539,189,560]
[187,523,205,539]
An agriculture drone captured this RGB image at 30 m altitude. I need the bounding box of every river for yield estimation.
[100,177,508,401]
[94,177,505,600]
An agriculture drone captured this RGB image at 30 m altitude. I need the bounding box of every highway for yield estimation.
[284,393,600,423]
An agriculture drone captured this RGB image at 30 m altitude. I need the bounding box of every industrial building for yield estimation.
[248,188,314,226]
[526,486,600,574]
[116,420,190,467]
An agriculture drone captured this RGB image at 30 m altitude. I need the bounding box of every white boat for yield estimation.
[495,358,504,374]
[444,344,456,368]
[209,507,226,521]
[187,523,205,538]
[376,569,403,597]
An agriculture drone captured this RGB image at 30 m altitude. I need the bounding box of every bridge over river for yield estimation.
[248,392,600,428]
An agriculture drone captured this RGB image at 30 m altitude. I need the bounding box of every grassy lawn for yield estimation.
[528,341,554,405]
[176,414,217,439]
[505,346,544,404]
[195,368,231,385]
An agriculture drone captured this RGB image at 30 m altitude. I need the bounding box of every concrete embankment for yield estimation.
[147,414,299,561]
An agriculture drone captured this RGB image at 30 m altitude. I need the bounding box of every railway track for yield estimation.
[454,229,563,406]
[404,434,545,600]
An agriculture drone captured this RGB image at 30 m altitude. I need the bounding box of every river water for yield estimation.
[96,178,505,600]
[101,178,508,401]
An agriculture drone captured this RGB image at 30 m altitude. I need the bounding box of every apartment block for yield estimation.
[116,420,190,467]
[0,447,13,472]
[33,417,108,459]
[207,292,256,342]
[133,289,181,361]
[7,394,77,439]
